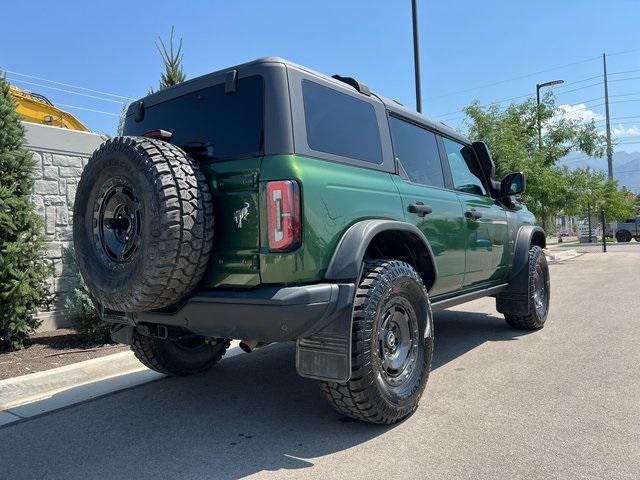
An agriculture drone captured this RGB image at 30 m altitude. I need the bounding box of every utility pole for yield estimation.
[603,53,613,180]
[411,0,422,113]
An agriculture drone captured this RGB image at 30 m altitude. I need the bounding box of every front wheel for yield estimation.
[320,260,433,424]
[504,245,550,330]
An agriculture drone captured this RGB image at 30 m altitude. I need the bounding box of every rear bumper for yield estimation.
[108,283,355,343]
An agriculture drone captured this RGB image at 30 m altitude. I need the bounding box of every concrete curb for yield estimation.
[0,341,242,427]
[545,249,580,262]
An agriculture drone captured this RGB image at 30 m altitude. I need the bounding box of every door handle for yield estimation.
[465,208,483,220]
[408,202,433,216]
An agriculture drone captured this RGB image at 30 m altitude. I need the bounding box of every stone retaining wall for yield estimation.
[23,122,105,330]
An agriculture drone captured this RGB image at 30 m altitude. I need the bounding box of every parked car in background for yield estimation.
[607,217,640,242]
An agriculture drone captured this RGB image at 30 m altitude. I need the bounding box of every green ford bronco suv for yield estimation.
[73,57,550,424]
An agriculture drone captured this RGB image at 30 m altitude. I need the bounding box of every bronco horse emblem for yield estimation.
[233,202,250,228]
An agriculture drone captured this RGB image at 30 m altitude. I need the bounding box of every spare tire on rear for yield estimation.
[73,136,214,312]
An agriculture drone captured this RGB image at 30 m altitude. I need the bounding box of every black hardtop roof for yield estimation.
[128,56,469,144]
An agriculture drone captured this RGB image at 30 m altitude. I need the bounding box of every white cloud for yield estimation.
[612,125,640,137]
[554,104,604,123]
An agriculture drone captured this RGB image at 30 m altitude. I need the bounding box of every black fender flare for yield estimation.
[497,225,546,315]
[297,220,437,383]
[324,219,439,289]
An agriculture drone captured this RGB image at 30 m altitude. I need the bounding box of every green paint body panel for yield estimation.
[199,154,514,298]
[201,158,262,288]
[392,176,466,297]
[259,155,403,285]
[200,155,405,287]
[456,192,510,287]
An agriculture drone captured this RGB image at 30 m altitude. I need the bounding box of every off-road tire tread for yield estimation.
[131,333,230,376]
[505,245,548,330]
[76,136,214,311]
[320,259,431,425]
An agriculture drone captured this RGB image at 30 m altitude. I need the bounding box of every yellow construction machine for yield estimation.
[9,85,89,132]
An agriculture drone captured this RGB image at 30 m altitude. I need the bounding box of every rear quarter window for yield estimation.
[302,80,382,164]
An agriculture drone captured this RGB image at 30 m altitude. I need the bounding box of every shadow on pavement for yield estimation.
[432,309,530,369]
[1,310,531,480]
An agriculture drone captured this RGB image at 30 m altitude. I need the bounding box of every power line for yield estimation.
[55,103,120,116]
[556,74,603,88]
[609,121,640,126]
[430,54,602,100]
[610,91,640,97]
[609,68,640,76]
[607,47,640,57]
[2,69,134,101]
[611,115,640,120]
[609,76,640,84]
[557,81,603,95]
[7,77,125,104]
[430,47,640,104]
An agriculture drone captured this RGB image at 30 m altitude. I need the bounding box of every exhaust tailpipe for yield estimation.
[239,340,269,353]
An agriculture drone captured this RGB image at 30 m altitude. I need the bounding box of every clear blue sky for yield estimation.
[2,0,639,152]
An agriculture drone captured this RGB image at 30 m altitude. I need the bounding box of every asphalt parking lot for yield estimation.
[1,245,639,480]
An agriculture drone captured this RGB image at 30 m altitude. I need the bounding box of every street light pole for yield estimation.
[411,0,422,113]
[536,79,565,148]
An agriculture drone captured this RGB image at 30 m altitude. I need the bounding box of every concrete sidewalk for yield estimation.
[0,341,242,426]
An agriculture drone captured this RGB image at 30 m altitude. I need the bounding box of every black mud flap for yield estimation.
[295,284,355,383]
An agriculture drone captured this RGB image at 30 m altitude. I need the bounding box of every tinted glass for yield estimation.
[302,80,382,164]
[389,116,444,188]
[124,75,264,161]
[442,137,487,195]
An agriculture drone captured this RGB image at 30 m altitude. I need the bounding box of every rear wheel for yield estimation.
[320,260,433,424]
[131,332,230,376]
[616,231,632,243]
[505,246,550,330]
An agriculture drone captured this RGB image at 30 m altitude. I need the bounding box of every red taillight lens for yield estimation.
[267,180,301,252]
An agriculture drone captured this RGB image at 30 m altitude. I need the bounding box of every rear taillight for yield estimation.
[267,180,301,252]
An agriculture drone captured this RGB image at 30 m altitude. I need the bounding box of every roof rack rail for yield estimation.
[331,74,371,96]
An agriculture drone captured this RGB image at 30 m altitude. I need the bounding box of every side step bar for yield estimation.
[431,283,508,312]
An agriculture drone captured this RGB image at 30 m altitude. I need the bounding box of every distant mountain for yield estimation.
[559,151,640,193]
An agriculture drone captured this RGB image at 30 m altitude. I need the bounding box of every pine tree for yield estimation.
[150,26,186,93]
[0,73,50,351]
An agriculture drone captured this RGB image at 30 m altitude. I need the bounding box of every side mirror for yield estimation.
[500,172,526,197]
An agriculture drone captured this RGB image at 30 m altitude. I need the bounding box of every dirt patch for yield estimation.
[0,330,128,381]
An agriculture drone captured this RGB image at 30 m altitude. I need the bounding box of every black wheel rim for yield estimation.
[377,298,420,387]
[533,264,548,317]
[93,182,141,264]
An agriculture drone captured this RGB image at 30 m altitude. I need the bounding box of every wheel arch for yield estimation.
[497,225,546,316]
[324,220,438,291]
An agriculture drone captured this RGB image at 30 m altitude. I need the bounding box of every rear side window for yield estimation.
[442,137,487,196]
[302,80,382,164]
[389,116,444,188]
[124,75,264,161]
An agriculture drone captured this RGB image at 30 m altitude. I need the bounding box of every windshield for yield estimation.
[124,75,264,161]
